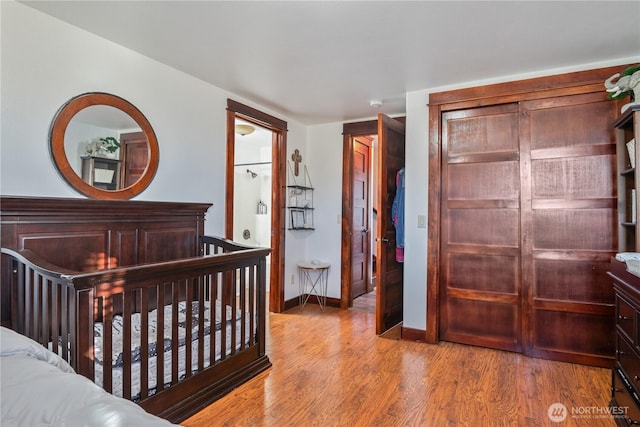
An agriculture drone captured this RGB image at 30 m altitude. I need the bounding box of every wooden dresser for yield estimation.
[610,257,640,426]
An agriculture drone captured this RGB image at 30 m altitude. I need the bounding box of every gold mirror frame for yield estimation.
[49,92,159,200]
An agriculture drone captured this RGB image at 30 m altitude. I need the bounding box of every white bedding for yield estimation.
[0,326,177,427]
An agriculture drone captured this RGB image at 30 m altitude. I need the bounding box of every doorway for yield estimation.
[352,135,374,300]
[226,99,288,313]
[232,118,273,286]
[342,114,406,334]
[350,135,376,314]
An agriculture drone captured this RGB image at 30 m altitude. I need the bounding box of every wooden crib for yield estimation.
[0,196,271,423]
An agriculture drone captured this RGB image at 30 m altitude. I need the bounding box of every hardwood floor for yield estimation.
[350,288,376,314]
[184,305,614,427]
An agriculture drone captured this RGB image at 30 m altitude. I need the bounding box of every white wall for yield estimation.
[304,123,344,299]
[403,89,430,330]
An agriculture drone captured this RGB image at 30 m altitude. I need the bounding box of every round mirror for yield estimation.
[49,92,159,200]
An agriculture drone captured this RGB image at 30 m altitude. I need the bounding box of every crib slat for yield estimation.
[60,285,69,363]
[122,291,132,400]
[25,267,33,338]
[220,272,228,360]
[140,287,149,400]
[33,273,42,346]
[11,259,26,333]
[197,276,205,370]
[103,294,113,394]
[42,279,50,346]
[171,282,179,385]
[75,289,93,379]
[50,282,59,355]
[239,267,246,352]
[249,265,256,348]
[210,272,218,366]
[185,278,193,379]
[230,269,237,356]
[156,284,165,394]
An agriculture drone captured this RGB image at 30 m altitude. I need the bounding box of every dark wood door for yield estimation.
[376,114,405,334]
[439,93,617,365]
[120,131,148,188]
[520,92,616,366]
[439,104,522,352]
[351,137,371,299]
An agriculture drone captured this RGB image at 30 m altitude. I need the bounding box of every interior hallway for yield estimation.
[184,304,613,426]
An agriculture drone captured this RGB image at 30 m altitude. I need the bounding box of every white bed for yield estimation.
[1,326,177,427]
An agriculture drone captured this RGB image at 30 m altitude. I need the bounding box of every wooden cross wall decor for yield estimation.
[291,149,302,176]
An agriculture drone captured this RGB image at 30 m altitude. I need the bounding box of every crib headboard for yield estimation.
[0,196,212,326]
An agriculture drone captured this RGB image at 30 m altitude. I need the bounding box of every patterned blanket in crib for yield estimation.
[94,300,239,367]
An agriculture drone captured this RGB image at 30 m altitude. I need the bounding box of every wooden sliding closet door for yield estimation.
[521,92,617,366]
[439,104,522,352]
[439,91,618,366]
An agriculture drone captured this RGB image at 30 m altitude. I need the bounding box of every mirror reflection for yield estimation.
[49,92,159,200]
[64,105,145,191]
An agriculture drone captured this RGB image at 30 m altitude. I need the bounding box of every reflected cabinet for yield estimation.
[81,156,121,191]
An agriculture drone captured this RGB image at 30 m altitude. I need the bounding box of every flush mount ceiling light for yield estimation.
[235,124,255,136]
[370,99,383,108]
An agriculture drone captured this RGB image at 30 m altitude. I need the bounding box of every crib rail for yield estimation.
[1,235,270,408]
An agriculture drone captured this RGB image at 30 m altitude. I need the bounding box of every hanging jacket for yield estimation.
[391,168,405,262]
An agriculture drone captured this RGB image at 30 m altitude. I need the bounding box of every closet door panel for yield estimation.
[533,311,615,360]
[533,258,613,304]
[448,209,519,247]
[528,97,615,149]
[521,92,617,366]
[449,253,518,294]
[447,161,519,200]
[447,299,519,349]
[532,155,616,199]
[532,209,616,250]
[440,103,521,352]
[447,112,519,155]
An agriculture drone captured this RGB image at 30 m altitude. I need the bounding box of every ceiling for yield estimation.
[21,1,640,125]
